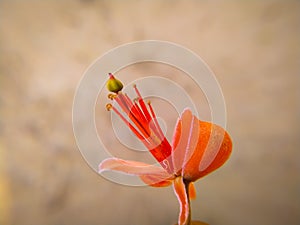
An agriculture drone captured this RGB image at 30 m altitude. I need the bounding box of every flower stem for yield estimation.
[183,179,191,225]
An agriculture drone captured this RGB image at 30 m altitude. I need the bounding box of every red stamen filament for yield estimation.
[134,85,152,121]
[108,104,153,149]
[147,101,165,141]
[109,105,144,140]
[117,93,151,139]
[107,84,173,171]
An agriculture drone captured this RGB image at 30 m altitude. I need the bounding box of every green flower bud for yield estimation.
[106,73,123,93]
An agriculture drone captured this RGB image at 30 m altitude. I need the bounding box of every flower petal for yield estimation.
[99,158,174,186]
[189,182,197,200]
[183,120,232,182]
[172,109,198,175]
[173,177,190,225]
[99,158,165,174]
[140,173,173,187]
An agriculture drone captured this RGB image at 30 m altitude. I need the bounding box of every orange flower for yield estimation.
[99,74,232,225]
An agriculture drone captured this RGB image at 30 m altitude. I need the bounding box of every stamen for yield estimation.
[147,101,165,141]
[118,93,132,111]
[132,86,170,153]
[133,84,143,100]
[105,75,173,171]
[118,93,151,138]
[133,85,151,121]
[132,102,148,124]
[108,93,117,100]
[124,94,134,108]
[114,93,152,140]
[106,103,112,111]
[109,104,146,141]
[129,106,151,138]
[114,93,130,114]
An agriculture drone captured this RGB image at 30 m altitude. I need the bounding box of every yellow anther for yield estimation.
[108,93,117,100]
[106,103,113,111]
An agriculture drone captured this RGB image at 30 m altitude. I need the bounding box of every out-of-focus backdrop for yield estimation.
[0,1,299,225]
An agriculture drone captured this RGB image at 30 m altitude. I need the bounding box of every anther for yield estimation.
[108,93,117,100]
[106,103,113,111]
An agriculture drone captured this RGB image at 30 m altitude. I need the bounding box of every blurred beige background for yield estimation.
[0,1,299,225]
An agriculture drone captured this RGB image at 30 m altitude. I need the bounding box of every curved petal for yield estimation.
[189,182,197,200]
[172,109,199,175]
[183,120,233,182]
[140,173,173,187]
[99,158,174,186]
[173,177,190,225]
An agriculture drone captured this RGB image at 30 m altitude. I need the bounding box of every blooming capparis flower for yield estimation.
[99,73,232,225]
